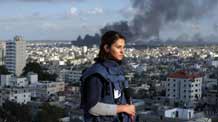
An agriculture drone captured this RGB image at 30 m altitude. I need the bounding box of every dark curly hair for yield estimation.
[95,31,126,62]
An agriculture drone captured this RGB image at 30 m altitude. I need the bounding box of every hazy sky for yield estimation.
[0,0,130,40]
[0,0,218,41]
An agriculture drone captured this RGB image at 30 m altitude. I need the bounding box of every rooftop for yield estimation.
[168,70,202,80]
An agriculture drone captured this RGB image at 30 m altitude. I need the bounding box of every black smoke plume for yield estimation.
[101,0,218,42]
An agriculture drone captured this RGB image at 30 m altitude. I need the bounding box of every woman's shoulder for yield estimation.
[81,62,108,81]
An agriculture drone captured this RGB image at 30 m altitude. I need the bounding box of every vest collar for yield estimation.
[101,59,124,75]
[102,59,121,68]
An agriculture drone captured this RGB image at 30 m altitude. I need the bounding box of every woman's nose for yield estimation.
[120,49,124,53]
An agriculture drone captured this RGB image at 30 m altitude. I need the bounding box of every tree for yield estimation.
[0,65,10,74]
[1,101,32,122]
[22,62,42,76]
[35,103,65,122]
[41,72,58,81]
[22,62,57,81]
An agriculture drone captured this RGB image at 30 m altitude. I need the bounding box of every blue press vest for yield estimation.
[80,59,131,122]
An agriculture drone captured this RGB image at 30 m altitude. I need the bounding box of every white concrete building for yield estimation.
[211,57,218,67]
[60,69,82,83]
[137,107,211,122]
[164,108,194,119]
[166,70,203,104]
[0,74,14,87]
[0,87,31,106]
[30,81,65,98]
[15,77,28,87]
[0,75,29,87]
[27,72,38,84]
[5,36,26,76]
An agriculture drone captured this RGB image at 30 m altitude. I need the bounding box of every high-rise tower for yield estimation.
[5,36,26,76]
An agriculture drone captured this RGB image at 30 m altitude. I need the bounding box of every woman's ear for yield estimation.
[104,45,110,53]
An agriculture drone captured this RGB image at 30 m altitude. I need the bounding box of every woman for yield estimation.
[80,31,135,122]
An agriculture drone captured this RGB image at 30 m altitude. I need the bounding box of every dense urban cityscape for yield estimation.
[0,36,218,122]
[1,0,218,121]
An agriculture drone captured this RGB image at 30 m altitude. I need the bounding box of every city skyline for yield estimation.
[1,0,218,42]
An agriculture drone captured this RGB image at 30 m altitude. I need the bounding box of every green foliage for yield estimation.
[22,62,57,81]
[0,101,65,122]
[35,103,65,122]
[0,65,10,75]
[40,72,58,81]
[0,101,32,122]
[22,62,42,75]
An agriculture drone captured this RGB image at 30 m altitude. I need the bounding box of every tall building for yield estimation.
[166,70,203,105]
[5,36,26,76]
[0,48,4,65]
[0,42,5,65]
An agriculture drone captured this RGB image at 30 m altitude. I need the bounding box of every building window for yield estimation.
[184,84,186,87]
[168,89,170,91]
[184,90,186,92]
[173,89,176,92]
[184,95,186,98]
[173,84,176,87]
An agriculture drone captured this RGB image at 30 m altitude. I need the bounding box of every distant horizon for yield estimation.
[1,38,218,42]
[1,0,218,41]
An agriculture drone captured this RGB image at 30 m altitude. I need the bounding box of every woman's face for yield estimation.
[106,38,125,61]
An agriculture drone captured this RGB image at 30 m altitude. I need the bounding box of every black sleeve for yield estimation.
[84,75,103,111]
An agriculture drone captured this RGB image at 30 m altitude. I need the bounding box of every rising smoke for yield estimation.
[101,0,218,42]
